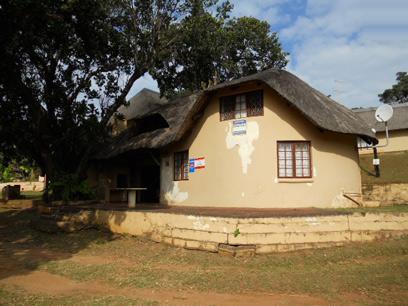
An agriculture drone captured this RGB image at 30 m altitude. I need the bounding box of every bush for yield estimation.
[48,174,95,202]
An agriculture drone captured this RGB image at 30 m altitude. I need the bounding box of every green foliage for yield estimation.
[0,0,288,201]
[0,0,181,185]
[0,0,127,179]
[154,2,288,97]
[48,174,95,201]
[0,158,37,183]
[379,72,408,104]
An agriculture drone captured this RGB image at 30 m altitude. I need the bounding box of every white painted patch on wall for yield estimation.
[331,192,354,208]
[192,217,210,231]
[305,217,319,226]
[161,155,188,204]
[274,177,278,183]
[241,192,245,197]
[164,182,188,203]
[226,120,259,174]
[313,167,317,177]
[187,216,210,229]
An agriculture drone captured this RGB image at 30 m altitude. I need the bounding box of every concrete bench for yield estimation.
[109,188,147,208]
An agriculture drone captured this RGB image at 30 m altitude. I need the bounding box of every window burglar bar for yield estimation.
[174,151,189,181]
[220,90,263,121]
[278,141,312,178]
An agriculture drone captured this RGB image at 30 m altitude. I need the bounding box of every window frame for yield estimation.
[219,90,264,121]
[277,141,313,179]
[173,150,189,181]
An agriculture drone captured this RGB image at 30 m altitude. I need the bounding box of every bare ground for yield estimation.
[0,208,407,305]
[0,247,329,305]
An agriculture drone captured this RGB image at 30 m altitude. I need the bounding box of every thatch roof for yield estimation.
[98,93,201,159]
[205,69,376,140]
[97,69,376,159]
[109,88,166,124]
[353,103,408,132]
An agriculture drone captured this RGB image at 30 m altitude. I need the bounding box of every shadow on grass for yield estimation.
[0,208,116,281]
[359,164,377,178]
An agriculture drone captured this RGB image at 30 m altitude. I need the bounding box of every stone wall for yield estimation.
[362,183,408,205]
[77,209,408,254]
[0,181,44,192]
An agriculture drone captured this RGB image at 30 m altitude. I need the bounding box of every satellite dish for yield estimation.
[375,104,393,122]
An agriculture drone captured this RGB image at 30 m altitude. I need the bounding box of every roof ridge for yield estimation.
[353,103,408,113]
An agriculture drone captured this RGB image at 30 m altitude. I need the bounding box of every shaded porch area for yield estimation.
[89,150,161,205]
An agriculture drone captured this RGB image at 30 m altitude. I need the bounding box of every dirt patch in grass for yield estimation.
[0,269,328,306]
[68,254,129,266]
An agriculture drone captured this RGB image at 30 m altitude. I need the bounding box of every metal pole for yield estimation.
[373,147,380,177]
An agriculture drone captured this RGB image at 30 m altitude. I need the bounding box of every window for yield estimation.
[278,141,312,178]
[174,151,189,181]
[220,90,263,121]
[235,94,247,119]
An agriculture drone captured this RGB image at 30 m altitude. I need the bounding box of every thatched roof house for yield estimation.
[91,68,376,209]
[100,69,376,159]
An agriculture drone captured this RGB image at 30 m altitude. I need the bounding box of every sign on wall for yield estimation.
[232,119,247,135]
[189,157,206,172]
[189,159,195,173]
[194,157,206,169]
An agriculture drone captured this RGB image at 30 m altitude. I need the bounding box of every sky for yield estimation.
[128,0,408,108]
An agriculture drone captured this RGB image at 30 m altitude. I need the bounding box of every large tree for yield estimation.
[379,72,408,104]
[153,2,288,97]
[0,0,181,190]
[0,0,288,199]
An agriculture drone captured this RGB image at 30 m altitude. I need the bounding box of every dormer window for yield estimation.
[220,90,263,121]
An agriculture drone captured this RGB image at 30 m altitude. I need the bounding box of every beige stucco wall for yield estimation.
[359,129,408,154]
[160,82,362,208]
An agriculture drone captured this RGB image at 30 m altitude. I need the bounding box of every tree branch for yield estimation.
[101,69,145,126]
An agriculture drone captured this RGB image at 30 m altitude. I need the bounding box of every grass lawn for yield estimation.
[20,191,43,200]
[0,207,407,305]
[360,151,408,185]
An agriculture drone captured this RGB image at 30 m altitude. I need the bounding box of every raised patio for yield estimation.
[50,203,408,256]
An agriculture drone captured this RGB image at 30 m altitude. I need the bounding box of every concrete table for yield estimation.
[110,188,147,208]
